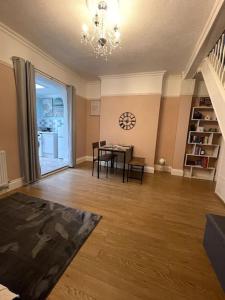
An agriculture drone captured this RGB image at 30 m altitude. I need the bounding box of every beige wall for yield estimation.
[0,24,87,97]
[155,95,192,170]
[0,58,192,180]
[86,100,100,156]
[0,65,93,181]
[76,98,100,159]
[172,95,192,170]
[76,96,87,159]
[155,97,180,166]
[0,63,21,181]
[100,95,161,167]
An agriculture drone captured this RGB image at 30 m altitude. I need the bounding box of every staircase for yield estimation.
[199,32,225,139]
[199,32,225,202]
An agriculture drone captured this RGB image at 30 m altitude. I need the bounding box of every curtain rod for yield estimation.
[35,68,68,87]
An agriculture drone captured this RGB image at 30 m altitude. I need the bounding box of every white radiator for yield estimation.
[0,151,8,189]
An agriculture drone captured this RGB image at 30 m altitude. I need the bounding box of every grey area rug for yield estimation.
[0,192,101,300]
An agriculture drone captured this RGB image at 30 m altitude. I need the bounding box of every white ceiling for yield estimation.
[0,0,216,79]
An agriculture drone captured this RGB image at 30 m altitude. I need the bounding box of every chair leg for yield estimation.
[141,166,144,184]
[106,161,109,177]
[127,164,129,182]
[92,160,94,176]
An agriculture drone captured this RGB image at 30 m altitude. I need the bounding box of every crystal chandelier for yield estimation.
[81,0,121,59]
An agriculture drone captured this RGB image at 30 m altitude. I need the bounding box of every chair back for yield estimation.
[100,140,106,147]
[92,142,99,159]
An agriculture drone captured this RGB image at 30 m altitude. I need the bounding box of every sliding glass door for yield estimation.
[35,73,69,175]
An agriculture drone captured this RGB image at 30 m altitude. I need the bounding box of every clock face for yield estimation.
[119,112,136,130]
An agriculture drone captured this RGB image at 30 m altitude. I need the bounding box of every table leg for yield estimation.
[111,150,114,170]
[97,148,100,179]
[123,152,126,183]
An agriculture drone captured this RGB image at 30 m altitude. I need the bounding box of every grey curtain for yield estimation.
[67,85,76,167]
[12,57,41,184]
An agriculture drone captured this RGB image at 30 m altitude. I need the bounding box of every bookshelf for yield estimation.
[184,97,222,181]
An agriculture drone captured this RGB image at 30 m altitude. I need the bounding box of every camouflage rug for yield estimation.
[0,192,101,300]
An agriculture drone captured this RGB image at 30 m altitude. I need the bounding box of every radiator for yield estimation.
[0,151,8,189]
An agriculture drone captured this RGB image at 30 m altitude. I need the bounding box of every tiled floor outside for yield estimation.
[39,157,68,175]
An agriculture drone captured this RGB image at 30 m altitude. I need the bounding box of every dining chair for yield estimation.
[127,157,145,184]
[100,140,118,171]
[92,142,111,177]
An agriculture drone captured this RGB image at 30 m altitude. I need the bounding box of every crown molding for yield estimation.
[101,92,161,97]
[183,0,224,79]
[0,22,85,82]
[100,71,166,96]
[100,71,166,80]
[0,59,12,68]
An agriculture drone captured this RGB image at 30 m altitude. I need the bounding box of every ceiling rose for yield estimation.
[81,0,121,59]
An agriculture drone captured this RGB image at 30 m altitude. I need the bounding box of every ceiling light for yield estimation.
[35,84,45,89]
[81,0,121,59]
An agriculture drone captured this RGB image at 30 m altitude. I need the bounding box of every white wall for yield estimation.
[0,22,87,97]
[200,58,225,203]
[216,139,225,203]
[162,75,182,97]
[194,80,209,97]
[162,75,195,97]
[101,72,166,96]
[86,81,101,99]
[200,58,225,138]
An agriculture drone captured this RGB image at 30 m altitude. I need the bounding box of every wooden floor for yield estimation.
[17,163,225,300]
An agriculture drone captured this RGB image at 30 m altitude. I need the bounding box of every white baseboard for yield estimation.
[77,157,184,177]
[76,156,87,164]
[171,168,184,176]
[76,156,93,164]
[145,166,155,174]
[85,157,154,174]
[86,156,93,162]
[215,191,225,204]
[154,164,184,177]
[154,164,171,173]
[103,162,154,174]
[215,175,225,204]
[0,177,23,195]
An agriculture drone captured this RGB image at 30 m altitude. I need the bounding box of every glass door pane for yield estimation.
[35,73,69,175]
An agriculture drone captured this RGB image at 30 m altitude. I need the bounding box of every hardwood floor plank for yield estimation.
[13,163,225,299]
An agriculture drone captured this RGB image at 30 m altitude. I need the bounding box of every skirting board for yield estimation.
[76,156,88,164]
[215,191,225,205]
[99,161,154,173]
[154,164,184,177]
[76,156,155,173]
[0,177,23,195]
[171,169,184,176]
[154,164,171,173]
[215,175,225,204]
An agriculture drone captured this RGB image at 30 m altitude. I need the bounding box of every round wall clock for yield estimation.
[119,112,136,130]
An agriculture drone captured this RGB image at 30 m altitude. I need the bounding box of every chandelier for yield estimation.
[81,0,121,59]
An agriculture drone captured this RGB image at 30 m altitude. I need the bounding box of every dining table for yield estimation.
[97,144,133,182]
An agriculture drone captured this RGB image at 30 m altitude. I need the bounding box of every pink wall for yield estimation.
[172,95,192,169]
[155,97,180,166]
[0,60,191,177]
[76,97,100,158]
[76,95,87,158]
[86,100,100,156]
[155,95,192,170]
[0,65,96,181]
[100,95,161,167]
[0,63,21,181]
